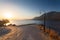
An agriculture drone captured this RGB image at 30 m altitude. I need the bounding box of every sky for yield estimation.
[0,0,60,20]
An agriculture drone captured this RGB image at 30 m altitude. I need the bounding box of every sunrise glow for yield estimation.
[3,12,13,19]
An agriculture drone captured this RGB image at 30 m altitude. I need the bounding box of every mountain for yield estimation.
[34,11,60,21]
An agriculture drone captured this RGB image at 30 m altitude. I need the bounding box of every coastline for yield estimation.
[0,24,60,40]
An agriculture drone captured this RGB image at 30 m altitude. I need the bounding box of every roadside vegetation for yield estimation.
[37,24,60,40]
[0,19,11,36]
[0,19,9,27]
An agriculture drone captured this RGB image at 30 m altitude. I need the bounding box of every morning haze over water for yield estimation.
[10,20,43,25]
[0,0,60,40]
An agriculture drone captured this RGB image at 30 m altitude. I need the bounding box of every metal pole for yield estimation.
[44,14,45,32]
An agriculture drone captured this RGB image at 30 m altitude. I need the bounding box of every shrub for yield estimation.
[0,19,9,27]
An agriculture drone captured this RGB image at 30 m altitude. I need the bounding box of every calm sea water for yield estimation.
[10,20,60,33]
[10,20,43,25]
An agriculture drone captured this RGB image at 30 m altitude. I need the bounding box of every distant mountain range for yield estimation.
[34,11,60,21]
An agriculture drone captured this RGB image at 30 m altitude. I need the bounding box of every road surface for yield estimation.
[17,25,49,40]
[0,25,49,40]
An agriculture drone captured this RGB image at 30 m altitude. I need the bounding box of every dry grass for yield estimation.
[49,29,60,40]
[37,24,60,40]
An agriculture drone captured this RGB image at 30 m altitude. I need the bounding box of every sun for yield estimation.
[4,12,13,19]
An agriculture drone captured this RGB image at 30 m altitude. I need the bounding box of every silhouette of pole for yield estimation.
[44,14,45,32]
[40,11,45,32]
[43,11,46,32]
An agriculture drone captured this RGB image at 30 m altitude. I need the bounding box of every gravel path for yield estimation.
[0,25,49,40]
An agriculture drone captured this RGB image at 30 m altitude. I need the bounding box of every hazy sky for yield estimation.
[0,0,60,20]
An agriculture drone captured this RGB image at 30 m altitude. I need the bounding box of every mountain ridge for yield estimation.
[34,11,60,21]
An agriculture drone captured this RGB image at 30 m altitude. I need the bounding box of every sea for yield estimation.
[10,20,60,34]
[10,20,43,25]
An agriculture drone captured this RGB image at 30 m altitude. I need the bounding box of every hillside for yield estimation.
[34,11,60,21]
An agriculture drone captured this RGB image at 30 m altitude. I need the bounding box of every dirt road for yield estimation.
[0,25,49,40]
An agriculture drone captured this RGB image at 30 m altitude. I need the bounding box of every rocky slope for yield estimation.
[34,11,60,21]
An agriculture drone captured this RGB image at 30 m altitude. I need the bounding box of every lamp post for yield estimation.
[43,11,47,32]
[44,13,45,32]
[40,11,46,32]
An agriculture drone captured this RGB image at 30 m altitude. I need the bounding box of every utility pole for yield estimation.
[44,13,45,32]
[40,11,45,32]
[43,11,46,32]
